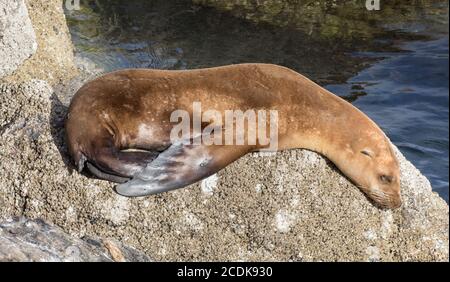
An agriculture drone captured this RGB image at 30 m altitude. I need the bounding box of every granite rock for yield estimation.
[1,0,77,85]
[0,217,151,262]
[0,80,448,262]
[0,0,37,78]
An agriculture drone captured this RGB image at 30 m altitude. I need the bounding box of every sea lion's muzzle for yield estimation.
[366,187,402,209]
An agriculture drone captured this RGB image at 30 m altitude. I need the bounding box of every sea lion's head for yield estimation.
[336,129,401,209]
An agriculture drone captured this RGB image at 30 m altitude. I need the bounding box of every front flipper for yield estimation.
[115,141,253,197]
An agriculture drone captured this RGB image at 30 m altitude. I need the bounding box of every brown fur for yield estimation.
[66,63,401,209]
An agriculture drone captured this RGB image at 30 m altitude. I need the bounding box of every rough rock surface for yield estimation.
[0,81,448,262]
[0,217,151,262]
[0,0,37,78]
[1,0,77,85]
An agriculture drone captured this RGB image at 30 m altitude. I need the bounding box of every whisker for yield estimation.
[355,184,396,208]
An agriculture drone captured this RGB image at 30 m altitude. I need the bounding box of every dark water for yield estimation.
[65,0,449,202]
[327,36,449,201]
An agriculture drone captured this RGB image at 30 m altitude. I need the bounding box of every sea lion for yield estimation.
[65,63,401,209]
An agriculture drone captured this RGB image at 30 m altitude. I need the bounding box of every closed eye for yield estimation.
[361,150,372,158]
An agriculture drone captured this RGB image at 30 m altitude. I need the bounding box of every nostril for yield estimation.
[380,174,393,184]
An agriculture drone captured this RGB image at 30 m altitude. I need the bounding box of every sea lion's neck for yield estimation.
[278,87,355,162]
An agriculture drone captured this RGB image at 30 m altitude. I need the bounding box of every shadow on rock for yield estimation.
[49,92,75,173]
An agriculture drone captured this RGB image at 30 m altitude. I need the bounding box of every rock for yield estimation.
[0,0,37,78]
[0,80,448,262]
[0,217,151,262]
[1,0,78,85]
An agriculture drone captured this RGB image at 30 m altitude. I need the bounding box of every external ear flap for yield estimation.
[115,138,253,197]
[379,174,393,184]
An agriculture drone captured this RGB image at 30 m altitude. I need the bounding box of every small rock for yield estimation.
[0,218,151,262]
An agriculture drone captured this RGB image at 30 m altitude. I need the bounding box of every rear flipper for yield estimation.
[83,147,160,183]
[86,162,130,184]
[115,141,253,197]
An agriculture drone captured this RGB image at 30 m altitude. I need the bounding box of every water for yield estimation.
[65,0,449,202]
[327,37,449,201]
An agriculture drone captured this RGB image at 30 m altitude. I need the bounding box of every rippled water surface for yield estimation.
[65,0,449,201]
[327,37,449,200]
